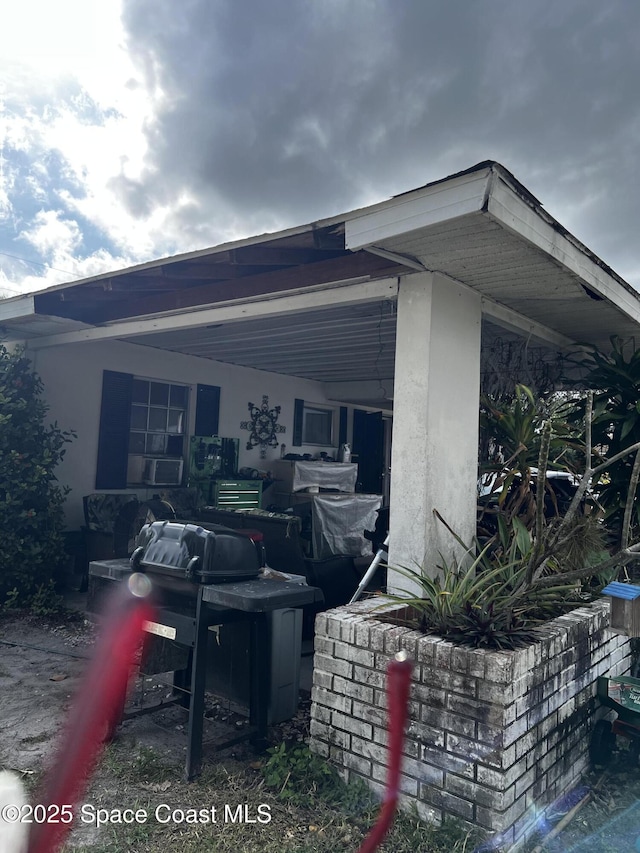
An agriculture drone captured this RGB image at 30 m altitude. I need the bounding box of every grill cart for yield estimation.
[88,520,323,780]
[590,582,640,766]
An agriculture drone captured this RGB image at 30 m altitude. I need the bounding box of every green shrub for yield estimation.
[262,743,344,807]
[0,343,74,605]
[478,384,582,534]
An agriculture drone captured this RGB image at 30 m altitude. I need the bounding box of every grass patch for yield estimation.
[100,744,174,786]
[59,739,484,853]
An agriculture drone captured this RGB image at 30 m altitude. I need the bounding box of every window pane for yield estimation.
[130,405,148,430]
[129,432,145,453]
[148,407,168,432]
[167,409,184,434]
[146,434,167,454]
[170,385,188,408]
[167,435,184,456]
[131,379,149,404]
[150,382,169,406]
[304,409,332,445]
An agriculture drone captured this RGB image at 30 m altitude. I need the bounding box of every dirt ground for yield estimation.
[0,608,316,852]
[3,608,640,853]
[0,615,92,769]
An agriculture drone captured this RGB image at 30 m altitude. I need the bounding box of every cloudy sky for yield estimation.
[1,0,639,298]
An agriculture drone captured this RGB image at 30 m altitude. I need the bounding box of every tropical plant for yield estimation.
[387,518,583,649]
[567,337,640,548]
[0,343,74,605]
[478,384,582,534]
[387,383,640,649]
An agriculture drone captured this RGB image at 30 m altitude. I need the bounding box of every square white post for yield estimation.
[388,272,482,592]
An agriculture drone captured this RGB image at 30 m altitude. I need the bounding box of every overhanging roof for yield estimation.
[346,162,640,349]
[2,161,639,399]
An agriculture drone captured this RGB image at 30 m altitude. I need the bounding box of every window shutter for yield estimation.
[338,407,348,446]
[195,384,221,436]
[95,371,133,489]
[293,398,304,446]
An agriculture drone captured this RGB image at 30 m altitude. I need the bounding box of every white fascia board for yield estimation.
[345,167,492,250]
[487,176,640,324]
[0,295,35,321]
[24,277,399,350]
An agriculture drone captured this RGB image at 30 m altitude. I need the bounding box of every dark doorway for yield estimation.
[352,409,385,494]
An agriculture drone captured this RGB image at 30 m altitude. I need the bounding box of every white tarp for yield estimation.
[311,493,382,558]
[291,461,358,493]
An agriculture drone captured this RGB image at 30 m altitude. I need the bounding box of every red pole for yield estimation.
[28,573,156,853]
[357,651,413,853]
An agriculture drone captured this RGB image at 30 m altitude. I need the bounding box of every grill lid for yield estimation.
[131,521,261,584]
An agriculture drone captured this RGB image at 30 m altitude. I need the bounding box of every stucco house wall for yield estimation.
[27,338,346,529]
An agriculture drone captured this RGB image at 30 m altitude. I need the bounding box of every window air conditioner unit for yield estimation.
[143,457,183,486]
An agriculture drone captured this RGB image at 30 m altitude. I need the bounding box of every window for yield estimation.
[126,378,188,484]
[96,371,221,490]
[302,405,334,445]
[293,398,348,448]
[293,398,340,447]
[129,379,188,458]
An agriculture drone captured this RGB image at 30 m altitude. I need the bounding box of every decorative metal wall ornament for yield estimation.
[240,395,286,458]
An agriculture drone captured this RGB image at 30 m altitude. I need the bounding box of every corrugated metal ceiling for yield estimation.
[127,299,399,385]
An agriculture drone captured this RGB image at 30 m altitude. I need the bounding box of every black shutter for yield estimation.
[338,407,348,446]
[95,371,133,489]
[293,398,304,446]
[195,384,221,436]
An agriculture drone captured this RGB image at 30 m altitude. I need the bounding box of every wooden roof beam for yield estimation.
[35,252,407,324]
[229,246,346,265]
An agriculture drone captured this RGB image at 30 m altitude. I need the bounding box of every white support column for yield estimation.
[388,272,482,592]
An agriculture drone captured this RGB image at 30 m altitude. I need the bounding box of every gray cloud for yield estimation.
[120,0,640,283]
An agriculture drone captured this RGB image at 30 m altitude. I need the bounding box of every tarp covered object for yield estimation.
[311,493,382,558]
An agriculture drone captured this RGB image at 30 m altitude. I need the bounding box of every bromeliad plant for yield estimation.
[389,514,582,649]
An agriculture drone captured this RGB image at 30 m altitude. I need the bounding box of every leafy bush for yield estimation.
[478,384,582,535]
[262,743,344,807]
[0,343,74,605]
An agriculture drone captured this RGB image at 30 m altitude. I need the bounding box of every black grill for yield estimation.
[131,521,261,584]
[89,519,322,781]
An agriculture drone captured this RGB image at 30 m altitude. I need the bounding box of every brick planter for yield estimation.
[309,598,631,848]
